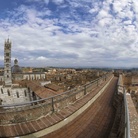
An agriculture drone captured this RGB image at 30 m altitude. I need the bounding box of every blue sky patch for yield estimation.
[0,0,138,67]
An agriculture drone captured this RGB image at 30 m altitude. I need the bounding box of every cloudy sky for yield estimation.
[0,0,138,68]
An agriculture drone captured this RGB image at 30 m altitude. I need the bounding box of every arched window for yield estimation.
[1,88,3,94]
[6,53,9,56]
[6,59,9,62]
[24,90,27,97]
[32,92,37,100]
[7,89,10,96]
[26,76,28,80]
[16,91,19,98]
[6,64,9,67]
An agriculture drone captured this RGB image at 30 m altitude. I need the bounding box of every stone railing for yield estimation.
[123,89,138,138]
[118,74,138,138]
[0,73,112,125]
[117,74,124,94]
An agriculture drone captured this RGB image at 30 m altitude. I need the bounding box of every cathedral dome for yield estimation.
[11,59,22,73]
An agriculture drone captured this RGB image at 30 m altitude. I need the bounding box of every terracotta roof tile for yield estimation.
[45,84,61,91]
[26,81,56,98]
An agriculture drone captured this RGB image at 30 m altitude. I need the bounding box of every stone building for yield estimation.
[123,74,138,86]
[0,39,48,105]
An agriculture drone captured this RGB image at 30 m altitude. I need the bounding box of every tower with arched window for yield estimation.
[0,39,46,105]
[4,39,12,86]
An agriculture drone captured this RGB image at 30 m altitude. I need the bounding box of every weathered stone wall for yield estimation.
[109,74,138,138]
[0,76,4,82]
[0,86,30,105]
[23,73,45,80]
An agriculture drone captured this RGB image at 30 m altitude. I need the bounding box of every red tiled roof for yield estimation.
[45,84,61,91]
[26,81,56,98]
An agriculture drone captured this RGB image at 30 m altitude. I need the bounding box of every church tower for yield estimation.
[4,39,12,86]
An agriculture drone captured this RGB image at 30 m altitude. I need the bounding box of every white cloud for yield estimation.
[98,9,110,19]
[36,56,48,60]
[26,0,49,4]
[44,0,49,4]
[0,0,138,67]
[52,0,64,5]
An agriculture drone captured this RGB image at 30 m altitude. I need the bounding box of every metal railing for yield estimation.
[117,74,130,138]
[124,89,130,138]
[0,73,112,125]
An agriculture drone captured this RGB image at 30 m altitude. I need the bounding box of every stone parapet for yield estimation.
[125,93,138,137]
[117,74,138,138]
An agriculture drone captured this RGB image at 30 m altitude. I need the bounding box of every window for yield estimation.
[6,64,9,67]
[7,70,9,73]
[6,45,10,49]
[16,91,19,98]
[7,75,9,78]
[6,59,9,62]
[1,88,3,94]
[6,53,9,56]
[7,89,10,96]
[24,90,27,97]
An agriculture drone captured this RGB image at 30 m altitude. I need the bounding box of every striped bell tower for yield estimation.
[4,39,12,86]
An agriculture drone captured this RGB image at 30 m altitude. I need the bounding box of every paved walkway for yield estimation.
[0,76,117,138]
[41,77,118,138]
